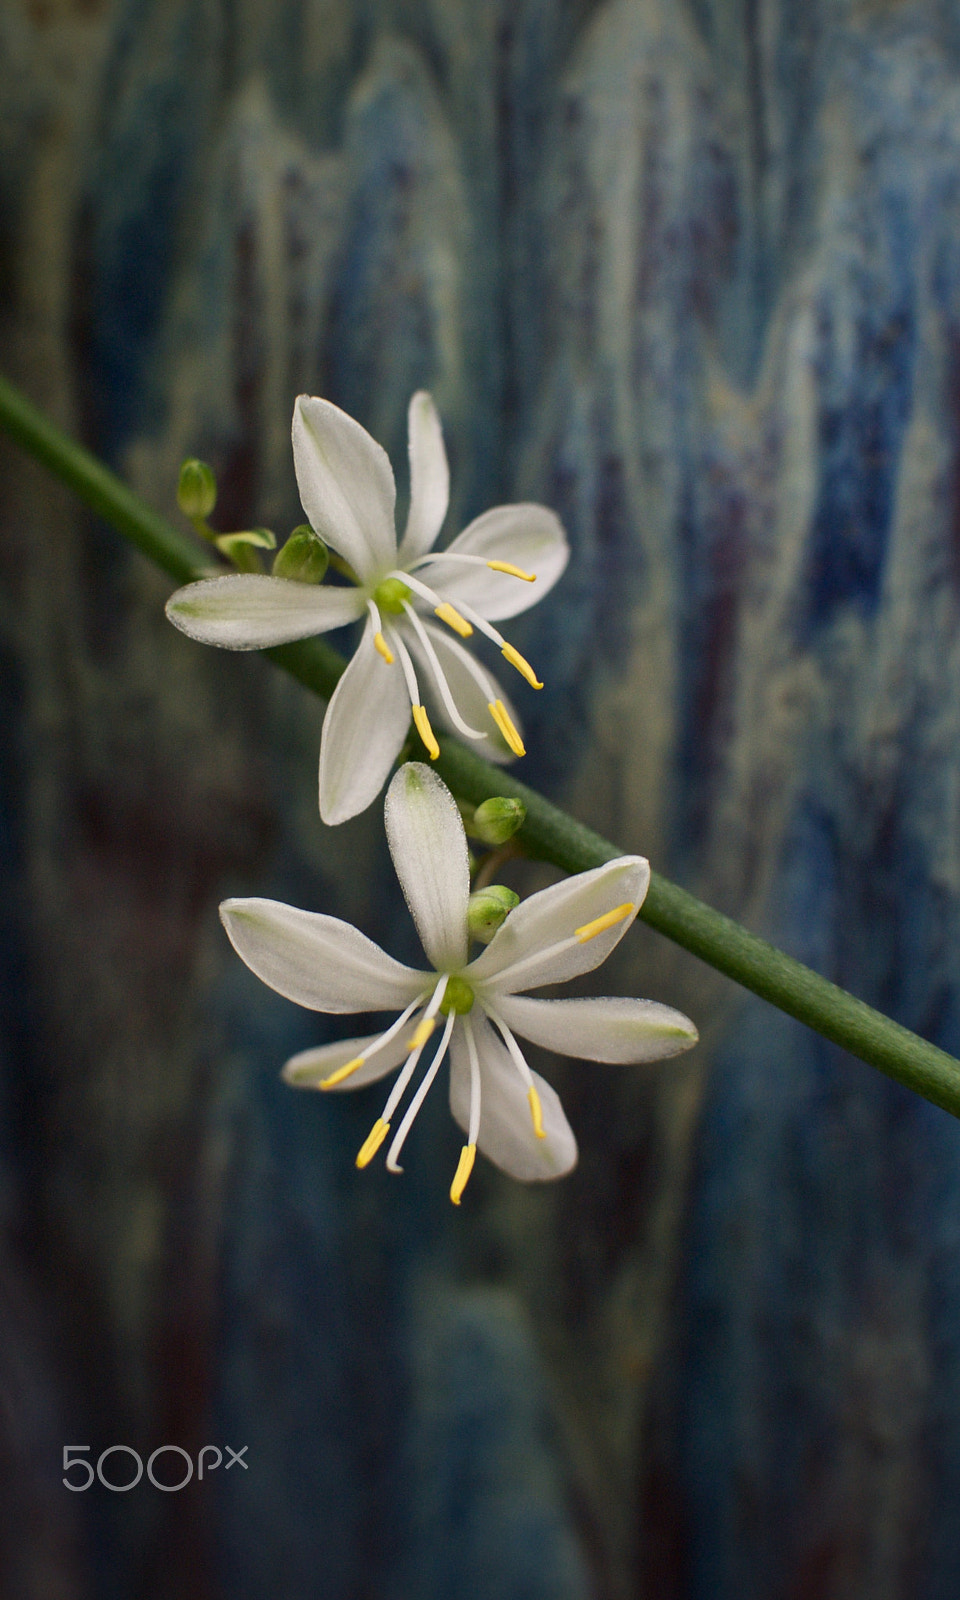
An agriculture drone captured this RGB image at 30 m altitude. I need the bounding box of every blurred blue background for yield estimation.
[4,1,960,1595]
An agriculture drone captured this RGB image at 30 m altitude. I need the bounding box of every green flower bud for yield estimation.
[177,458,217,518]
[214,528,276,572]
[470,796,526,846]
[467,884,520,944]
[272,525,329,583]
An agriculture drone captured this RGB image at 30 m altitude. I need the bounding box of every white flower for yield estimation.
[166,392,569,824]
[220,764,698,1204]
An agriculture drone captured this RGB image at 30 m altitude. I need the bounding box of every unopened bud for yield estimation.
[177,458,217,519]
[214,528,276,572]
[272,525,329,583]
[467,884,520,943]
[470,796,526,846]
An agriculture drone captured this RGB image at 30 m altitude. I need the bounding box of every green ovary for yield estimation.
[440,976,475,1015]
[373,577,411,614]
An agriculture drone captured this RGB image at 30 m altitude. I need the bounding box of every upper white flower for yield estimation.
[166,392,569,824]
[220,763,698,1204]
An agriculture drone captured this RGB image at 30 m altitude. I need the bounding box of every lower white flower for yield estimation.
[220,764,698,1202]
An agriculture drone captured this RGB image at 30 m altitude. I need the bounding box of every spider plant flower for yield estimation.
[220,764,698,1204]
[166,392,569,824]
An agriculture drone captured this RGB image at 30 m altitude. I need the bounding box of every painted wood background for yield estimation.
[3,2,960,1596]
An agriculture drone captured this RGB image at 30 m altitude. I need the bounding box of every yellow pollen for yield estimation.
[408,1016,436,1052]
[528,1085,546,1139]
[412,704,440,759]
[356,1118,390,1168]
[320,1056,365,1089]
[574,903,634,943]
[488,560,536,582]
[374,631,394,664]
[434,602,473,638]
[501,642,543,689]
[449,1143,477,1204]
[487,700,525,757]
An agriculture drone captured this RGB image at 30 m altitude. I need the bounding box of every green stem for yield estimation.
[3,370,960,1117]
[0,373,205,584]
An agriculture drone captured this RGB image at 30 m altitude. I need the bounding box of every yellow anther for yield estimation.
[449,1143,477,1204]
[488,560,536,582]
[320,1056,365,1090]
[434,602,473,638]
[356,1118,390,1168]
[574,903,634,943]
[487,700,525,757]
[501,642,543,689]
[412,704,440,759]
[528,1085,546,1139]
[408,1016,436,1052]
[374,631,394,664]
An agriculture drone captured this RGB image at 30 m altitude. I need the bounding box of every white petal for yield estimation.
[404,621,519,765]
[424,505,569,620]
[397,391,449,562]
[449,1011,577,1181]
[292,395,398,578]
[384,762,470,970]
[469,857,650,991]
[165,575,364,649]
[493,995,698,1062]
[319,622,412,825]
[282,1028,412,1090]
[220,898,425,1012]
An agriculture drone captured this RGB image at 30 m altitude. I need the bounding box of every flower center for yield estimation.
[373,576,412,614]
[439,976,474,1015]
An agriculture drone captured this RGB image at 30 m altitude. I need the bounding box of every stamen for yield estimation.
[356,1118,390,1168]
[379,978,449,1128]
[486,1009,546,1145]
[388,569,443,609]
[367,600,396,664]
[450,1144,477,1205]
[386,1012,457,1173]
[434,601,473,637]
[389,626,421,705]
[481,931,578,989]
[486,1008,534,1086]
[486,902,634,990]
[319,994,428,1089]
[575,903,634,942]
[446,596,505,648]
[408,1015,436,1052]
[500,642,543,689]
[488,700,525,757]
[434,630,501,703]
[321,1056,365,1089]
[440,598,545,690]
[528,1084,546,1139]
[410,552,536,583]
[488,560,536,581]
[400,602,485,740]
[464,1014,482,1146]
[412,704,440,760]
